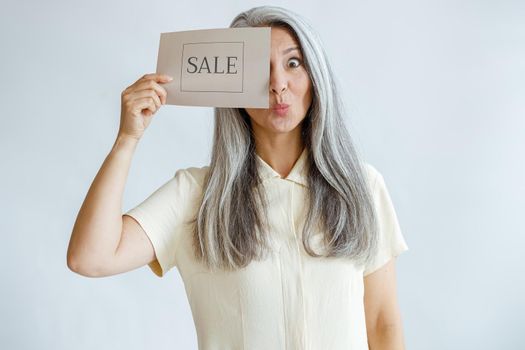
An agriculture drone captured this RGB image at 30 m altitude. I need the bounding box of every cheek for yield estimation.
[244,108,261,120]
[305,84,313,101]
[300,86,313,110]
[298,76,313,101]
[244,109,264,126]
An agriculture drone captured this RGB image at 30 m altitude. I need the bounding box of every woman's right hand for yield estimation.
[117,73,172,140]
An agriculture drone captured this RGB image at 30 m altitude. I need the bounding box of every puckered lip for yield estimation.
[271,103,290,109]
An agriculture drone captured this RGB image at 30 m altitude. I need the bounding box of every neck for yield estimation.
[254,127,304,178]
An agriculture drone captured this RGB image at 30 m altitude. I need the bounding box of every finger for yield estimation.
[134,97,158,116]
[122,89,160,110]
[144,99,157,116]
[131,80,168,105]
[141,73,172,82]
[128,89,161,109]
[125,74,171,97]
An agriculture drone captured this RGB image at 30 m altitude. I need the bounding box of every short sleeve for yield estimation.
[363,167,409,277]
[124,168,200,278]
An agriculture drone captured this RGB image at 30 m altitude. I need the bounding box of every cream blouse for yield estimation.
[124,147,409,349]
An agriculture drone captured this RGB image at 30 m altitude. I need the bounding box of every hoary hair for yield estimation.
[190,5,379,273]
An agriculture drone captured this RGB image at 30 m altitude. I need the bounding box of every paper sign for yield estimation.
[156,27,271,108]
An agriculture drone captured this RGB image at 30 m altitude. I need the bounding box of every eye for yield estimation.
[288,57,302,68]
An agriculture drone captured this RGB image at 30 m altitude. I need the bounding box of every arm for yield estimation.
[364,258,406,350]
[66,135,142,276]
[66,73,170,277]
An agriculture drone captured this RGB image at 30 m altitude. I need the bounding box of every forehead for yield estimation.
[270,26,301,52]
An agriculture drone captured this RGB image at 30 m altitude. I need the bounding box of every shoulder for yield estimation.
[176,165,210,190]
[362,161,383,191]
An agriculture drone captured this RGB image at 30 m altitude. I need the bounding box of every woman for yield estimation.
[67,5,409,350]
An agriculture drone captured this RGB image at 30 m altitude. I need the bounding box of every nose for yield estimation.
[269,67,288,96]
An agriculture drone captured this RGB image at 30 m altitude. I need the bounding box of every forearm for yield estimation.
[67,135,138,275]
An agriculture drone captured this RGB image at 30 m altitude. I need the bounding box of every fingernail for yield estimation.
[166,76,173,81]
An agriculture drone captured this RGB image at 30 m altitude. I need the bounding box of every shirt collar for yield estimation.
[255,147,309,187]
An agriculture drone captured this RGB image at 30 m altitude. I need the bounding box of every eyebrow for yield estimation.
[283,46,300,54]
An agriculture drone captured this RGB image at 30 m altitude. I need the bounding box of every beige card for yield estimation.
[156,27,271,108]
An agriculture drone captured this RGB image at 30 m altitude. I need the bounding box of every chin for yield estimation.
[247,108,307,135]
[265,117,303,134]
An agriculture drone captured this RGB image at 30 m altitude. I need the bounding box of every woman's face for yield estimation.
[244,26,313,137]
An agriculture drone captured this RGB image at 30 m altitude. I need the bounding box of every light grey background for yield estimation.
[1,0,524,349]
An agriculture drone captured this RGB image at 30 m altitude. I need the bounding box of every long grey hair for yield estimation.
[191,5,379,272]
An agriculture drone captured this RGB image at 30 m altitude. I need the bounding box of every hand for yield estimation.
[117,73,172,140]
